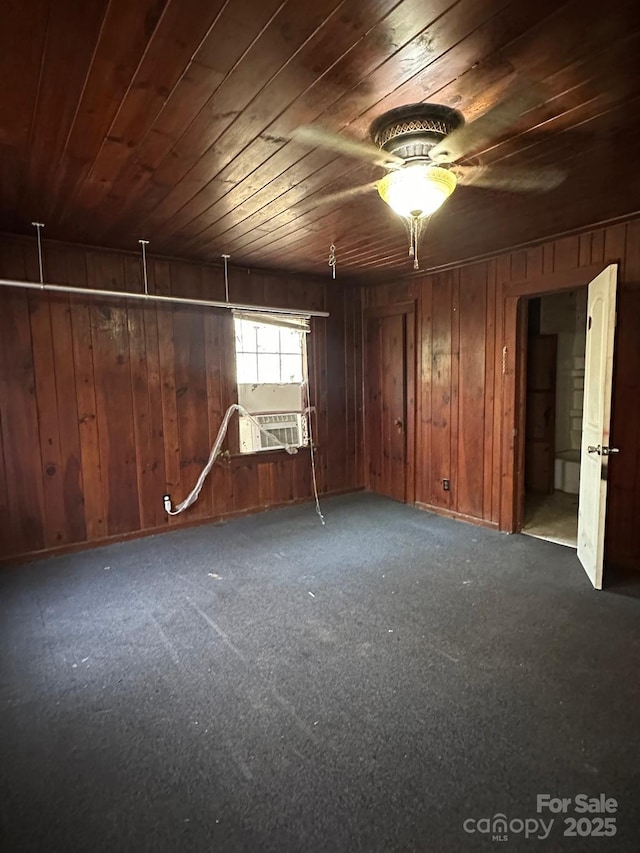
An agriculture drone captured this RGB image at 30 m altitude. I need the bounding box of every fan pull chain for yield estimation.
[328,243,336,279]
[407,216,419,269]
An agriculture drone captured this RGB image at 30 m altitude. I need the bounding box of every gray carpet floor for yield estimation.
[1,492,639,853]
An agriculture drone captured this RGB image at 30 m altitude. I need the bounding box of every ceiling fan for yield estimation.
[292,91,565,268]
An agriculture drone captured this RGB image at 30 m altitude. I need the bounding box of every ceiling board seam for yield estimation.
[59,0,113,157]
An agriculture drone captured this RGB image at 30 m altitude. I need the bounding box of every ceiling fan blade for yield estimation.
[455,163,566,193]
[430,86,545,163]
[311,180,380,206]
[291,125,404,170]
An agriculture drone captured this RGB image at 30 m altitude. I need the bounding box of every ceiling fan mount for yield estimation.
[369,103,465,163]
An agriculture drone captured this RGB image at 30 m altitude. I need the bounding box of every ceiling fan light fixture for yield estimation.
[377,164,457,219]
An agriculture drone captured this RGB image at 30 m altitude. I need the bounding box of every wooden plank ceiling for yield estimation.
[2,0,640,278]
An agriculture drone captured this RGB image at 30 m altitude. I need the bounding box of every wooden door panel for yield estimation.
[578,264,618,588]
[365,304,414,504]
[381,313,405,502]
[366,316,384,495]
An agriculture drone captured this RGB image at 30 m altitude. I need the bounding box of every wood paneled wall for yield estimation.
[0,235,363,561]
[364,218,640,570]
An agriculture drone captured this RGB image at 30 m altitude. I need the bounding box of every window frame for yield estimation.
[232,313,310,456]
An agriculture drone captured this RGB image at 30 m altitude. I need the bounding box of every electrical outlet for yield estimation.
[442,479,450,491]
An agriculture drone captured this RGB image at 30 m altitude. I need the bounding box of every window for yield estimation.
[233,313,309,453]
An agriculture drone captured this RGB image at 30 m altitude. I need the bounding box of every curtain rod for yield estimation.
[0,278,329,318]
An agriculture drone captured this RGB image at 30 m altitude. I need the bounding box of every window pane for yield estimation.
[256,324,280,353]
[236,352,258,384]
[235,319,258,353]
[257,353,280,383]
[279,327,303,354]
[280,354,302,383]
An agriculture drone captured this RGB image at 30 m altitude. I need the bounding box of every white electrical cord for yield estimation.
[164,340,326,524]
[304,379,326,526]
[163,403,298,516]
[303,326,325,524]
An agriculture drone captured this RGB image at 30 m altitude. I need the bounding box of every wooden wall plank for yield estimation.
[417,277,433,506]
[325,286,348,495]
[457,264,486,519]
[0,243,46,554]
[364,316,382,494]
[578,233,592,267]
[343,287,357,490]
[156,307,182,526]
[552,235,580,271]
[590,228,606,264]
[0,402,10,556]
[483,261,496,522]
[449,270,461,511]
[526,246,544,278]
[604,223,627,268]
[491,258,506,525]
[204,312,229,518]
[0,287,46,554]
[605,220,640,568]
[125,256,166,529]
[28,290,67,547]
[89,292,141,536]
[47,248,86,544]
[85,251,141,536]
[67,247,107,542]
[312,314,329,495]
[171,302,210,520]
[429,273,453,510]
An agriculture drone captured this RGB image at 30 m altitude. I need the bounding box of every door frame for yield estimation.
[363,300,416,504]
[499,263,610,532]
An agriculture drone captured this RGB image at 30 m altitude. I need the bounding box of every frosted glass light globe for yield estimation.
[378,164,457,218]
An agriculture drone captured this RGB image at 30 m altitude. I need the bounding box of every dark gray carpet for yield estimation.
[1,493,639,853]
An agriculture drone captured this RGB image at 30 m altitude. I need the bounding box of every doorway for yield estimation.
[501,263,618,588]
[522,288,588,548]
[364,302,415,503]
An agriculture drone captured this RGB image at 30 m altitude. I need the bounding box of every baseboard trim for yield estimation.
[0,486,365,567]
[414,501,499,530]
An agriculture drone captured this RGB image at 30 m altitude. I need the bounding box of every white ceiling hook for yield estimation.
[31,222,45,285]
[222,254,231,302]
[138,240,150,295]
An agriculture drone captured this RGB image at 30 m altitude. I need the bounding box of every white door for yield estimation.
[577,264,618,589]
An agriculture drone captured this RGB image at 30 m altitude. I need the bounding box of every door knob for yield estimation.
[587,445,601,455]
[602,446,620,456]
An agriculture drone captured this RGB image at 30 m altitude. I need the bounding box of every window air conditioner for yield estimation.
[240,413,307,452]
